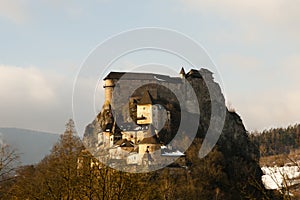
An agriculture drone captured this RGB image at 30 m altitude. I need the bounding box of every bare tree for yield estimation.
[0,144,19,183]
[0,143,20,199]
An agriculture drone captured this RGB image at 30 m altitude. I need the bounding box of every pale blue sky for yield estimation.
[0,0,299,133]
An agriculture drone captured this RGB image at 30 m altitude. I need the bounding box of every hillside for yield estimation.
[250,124,300,157]
[0,128,59,165]
[250,125,300,199]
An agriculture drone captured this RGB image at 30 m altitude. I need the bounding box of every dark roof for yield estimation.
[179,67,186,75]
[140,128,160,144]
[115,139,134,147]
[104,123,113,132]
[186,69,202,78]
[130,147,139,153]
[103,72,181,83]
[139,91,153,105]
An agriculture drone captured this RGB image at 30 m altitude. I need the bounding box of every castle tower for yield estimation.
[137,91,154,125]
[138,127,161,165]
[103,79,115,103]
[138,130,161,155]
[179,67,186,79]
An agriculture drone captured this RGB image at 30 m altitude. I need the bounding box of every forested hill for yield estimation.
[250,124,300,157]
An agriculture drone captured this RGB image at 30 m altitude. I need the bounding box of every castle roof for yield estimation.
[140,134,160,144]
[185,69,202,78]
[104,123,113,132]
[130,147,139,153]
[103,72,181,83]
[140,125,160,144]
[179,67,186,75]
[139,91,153,105]
[115,139,134,147]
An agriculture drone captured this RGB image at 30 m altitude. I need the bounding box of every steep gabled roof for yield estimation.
[139,91,153,105]
[185,69,202,78]
[115,139,134,147]
[179,67,186,75]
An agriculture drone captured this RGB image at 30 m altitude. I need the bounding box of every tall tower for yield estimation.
[103,79,115,103]
[137,91,154,125]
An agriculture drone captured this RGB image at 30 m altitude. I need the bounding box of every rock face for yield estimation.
[83,68,276,199]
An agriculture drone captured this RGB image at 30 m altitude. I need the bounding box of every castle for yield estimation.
[91,68,214,170]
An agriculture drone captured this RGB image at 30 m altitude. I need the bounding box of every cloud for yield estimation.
[233,88,300,132]
[219,53,300,131]
[0,65,73,133]
[179,0,300,44]
[180,0,298,24]
[0,0,30,24]
[0,65,107,134]
[0,66,57,104]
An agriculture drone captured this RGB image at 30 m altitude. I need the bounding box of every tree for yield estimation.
[0,144,19,198]
[77,150,153,200]
[10,119,84,199]
[0,144,19,183]
[10,119,152,200]
[40,119,84,199]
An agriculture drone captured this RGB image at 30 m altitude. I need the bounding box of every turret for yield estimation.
[103,79,114,103]
[137,91,154,125]
[179,67,186,79]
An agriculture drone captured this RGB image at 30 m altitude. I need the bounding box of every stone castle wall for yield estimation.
[105,79,196,115]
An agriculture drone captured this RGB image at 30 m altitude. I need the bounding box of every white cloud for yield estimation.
[233,88,300,132]
[0,66,57,105]
[179,0,300,44]
[0,0,30,24]
[0,65,74,133]
[0,65,107,134]
[219,53,300,131]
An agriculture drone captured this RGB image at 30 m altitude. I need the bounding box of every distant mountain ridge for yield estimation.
[0,127,60,165]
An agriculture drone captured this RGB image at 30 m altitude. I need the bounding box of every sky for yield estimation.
[0,0,299,134]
